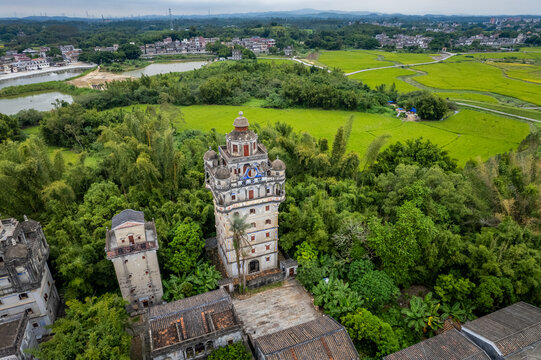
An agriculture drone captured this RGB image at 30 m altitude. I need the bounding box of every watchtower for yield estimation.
[204,112,286,278]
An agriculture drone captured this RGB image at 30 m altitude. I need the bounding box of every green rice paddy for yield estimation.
[173,105,529,166]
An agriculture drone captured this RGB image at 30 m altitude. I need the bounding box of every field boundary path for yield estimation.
[344,53,456,76]
[456,102,541,123]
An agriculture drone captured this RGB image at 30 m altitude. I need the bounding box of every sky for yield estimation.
[1,0,540,18]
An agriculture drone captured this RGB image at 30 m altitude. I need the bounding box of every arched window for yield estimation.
[249,260,260,274]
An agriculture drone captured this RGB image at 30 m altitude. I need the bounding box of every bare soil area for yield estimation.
[68,67,134,88]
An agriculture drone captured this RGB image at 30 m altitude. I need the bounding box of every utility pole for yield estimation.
[169,8,173,31]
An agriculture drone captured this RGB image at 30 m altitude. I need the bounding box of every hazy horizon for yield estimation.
[1,0,540,18]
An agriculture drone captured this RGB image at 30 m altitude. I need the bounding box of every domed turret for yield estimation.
[215,166,231,179]
[233,111,249,129]
[271,157,286,171]
[204,148,218,161]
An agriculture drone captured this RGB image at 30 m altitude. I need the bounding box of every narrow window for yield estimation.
[128,235,135,245]
[233,145,238,152]
[266,245,270,250]
[142,256,146,260]
[251,248,255,254]
[266,188,270,194]
[251,223,256,228]
[251,235,255,241]
[266,232,270,238]
[266,257,270,262]
[250,209,256,215]
[265,219,271,225]
[265,205,270,211]
[232,194,236,201]
[44,293,48,302]
[249,190,254,199]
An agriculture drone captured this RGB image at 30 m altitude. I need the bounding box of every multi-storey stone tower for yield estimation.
[0,216,60,339]
[106,209,163,314]
[204,112,286,278]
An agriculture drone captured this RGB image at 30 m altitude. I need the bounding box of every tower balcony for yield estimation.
[106,240,157,259]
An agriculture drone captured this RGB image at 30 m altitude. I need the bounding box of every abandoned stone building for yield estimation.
[204,111,286,279]
[0,312,38,360]
[384,301,541,360]
[106,209,163,314]
[0,217,59,339]
[252,315,359,360]
[148,288,244,360]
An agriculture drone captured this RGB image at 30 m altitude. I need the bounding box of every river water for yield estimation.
[0,92,73,115]
[0,61,208,115]
[0,69,85,89]
[122,61,207,77]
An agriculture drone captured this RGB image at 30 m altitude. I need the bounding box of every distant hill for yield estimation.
[0,9,535,21]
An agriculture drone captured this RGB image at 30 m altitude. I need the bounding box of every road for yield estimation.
[456,102,541,123]
[344,52,456,76]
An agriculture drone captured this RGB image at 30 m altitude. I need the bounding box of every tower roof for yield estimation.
[233,111,249,128]
[111,209,145,229]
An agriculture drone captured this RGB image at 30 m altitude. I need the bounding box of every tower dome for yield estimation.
[215,166,231,179]
[233,111,249,130]
[271,157,286,171]
[204,148,218,161]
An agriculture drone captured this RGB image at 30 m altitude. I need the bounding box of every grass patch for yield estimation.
[349,68,420,93]
[24,126,100,168]
[413,61,541,105]
[0,80,96,98]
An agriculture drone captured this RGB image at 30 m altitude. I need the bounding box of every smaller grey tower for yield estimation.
[106,210,163,314]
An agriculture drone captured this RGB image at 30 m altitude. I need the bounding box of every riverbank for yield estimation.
[0,63,95,82]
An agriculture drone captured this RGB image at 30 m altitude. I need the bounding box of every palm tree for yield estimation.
[230,213,250,293]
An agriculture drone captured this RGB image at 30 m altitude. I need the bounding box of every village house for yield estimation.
[0,313,38,360]
[148,288,244,360]
[0,217,60,339]
[384,301,541,360]
[252,316,359,360]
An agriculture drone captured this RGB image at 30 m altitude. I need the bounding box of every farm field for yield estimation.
[315,50,435,73]
[316,51,394,72]
[413,61,541,105]
[490,62,541,84]
[435,92,499,103]
[349,68,419,93]
[257,58,296,65]
[170,105,529,165]
[457,100,541,121]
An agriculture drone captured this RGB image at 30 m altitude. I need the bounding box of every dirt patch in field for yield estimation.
[68,67,134,89]
[305,52,319,61]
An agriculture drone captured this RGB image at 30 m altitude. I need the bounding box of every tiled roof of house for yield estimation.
[111,209,145,229]
[149,289,239,351]
[384,329,490,360]
[253,316,358,360]
[462,301,541,357]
